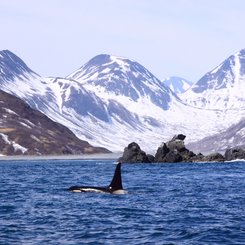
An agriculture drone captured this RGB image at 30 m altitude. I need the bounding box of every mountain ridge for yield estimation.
[181,49,245,110]
[67,54,180,110]
[0,50,39,81]
[0,49,244,153]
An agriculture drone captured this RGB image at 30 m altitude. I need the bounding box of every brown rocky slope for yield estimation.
[0,90,110,155]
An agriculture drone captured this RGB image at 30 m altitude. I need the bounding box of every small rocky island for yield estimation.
[118,134,245,163]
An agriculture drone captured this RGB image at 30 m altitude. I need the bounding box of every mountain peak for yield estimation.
[163,76,193,94]
[83,54,111,67]
[67,54,177,109]
[0,49,17,57]
[0,49,38,81]
[73,54,134,72]
[181,48,245,110]
[193,48,245,93]
[72,53,137,76]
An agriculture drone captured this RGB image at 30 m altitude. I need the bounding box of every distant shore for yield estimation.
[0,153,122,161]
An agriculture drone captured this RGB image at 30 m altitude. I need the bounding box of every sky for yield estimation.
[1,0,245,82]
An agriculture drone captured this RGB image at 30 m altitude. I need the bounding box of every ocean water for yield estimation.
[0,159,245,245]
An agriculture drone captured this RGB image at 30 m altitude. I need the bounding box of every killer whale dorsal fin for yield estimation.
[68,162,126,194]
[108,162,123,190]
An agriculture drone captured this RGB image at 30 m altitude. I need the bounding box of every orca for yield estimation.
[68,162,127,194]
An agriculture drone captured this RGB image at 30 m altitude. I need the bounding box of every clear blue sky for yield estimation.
[1,0,245,81]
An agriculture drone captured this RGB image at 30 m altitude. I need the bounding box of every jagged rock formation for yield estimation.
[154,134,197,162]
[118,142,153,163]
[203,153,225,162]
[119,134,245,163]
[225,147,245,161]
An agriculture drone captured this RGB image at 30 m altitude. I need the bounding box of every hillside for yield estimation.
[0,89,110,155]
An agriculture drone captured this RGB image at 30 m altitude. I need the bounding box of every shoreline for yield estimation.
[0,153,122,161]
[0,154,244,163]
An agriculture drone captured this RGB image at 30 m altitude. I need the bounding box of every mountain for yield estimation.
[162,76,192,94]
[49,54,200,151]
[187,118,245,153]
[67,54,178,110]
[0,50,244,153]
[0,50,56,113]
[0,89,110,155]
[0,50,37,81]
[64,54,231,151]
[181,49,245,110]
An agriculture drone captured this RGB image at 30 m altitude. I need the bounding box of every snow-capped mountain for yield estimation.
[0,50,56,112]
[64,54,234,151]
[162,76,192,94]
[181,49,245,110]
[0,50,37,81]
[0,50,113,152]
[67,54,179,110]
[1,50,244,153]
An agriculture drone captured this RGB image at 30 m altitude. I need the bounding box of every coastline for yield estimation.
[0,152,122,161]
[0,153,244,163]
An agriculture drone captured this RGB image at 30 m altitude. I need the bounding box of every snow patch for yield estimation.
[30,135,41,142]
[3,108,18,115]
[12,142,28,153]
[19,122,32,129]
[0,133,11,144]
[0,133,28,153]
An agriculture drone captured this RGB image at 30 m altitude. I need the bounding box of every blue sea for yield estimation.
[0,159,245,245]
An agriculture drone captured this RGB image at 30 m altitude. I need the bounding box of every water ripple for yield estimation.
[0,160,245,244]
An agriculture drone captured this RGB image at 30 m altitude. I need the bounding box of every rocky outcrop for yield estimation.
[225,147,245,161]
[154,134,196,163]
[203,153,225,162]
[118,142,153,163]
[155,143,170,162]
[119,134,245,163]
[190,153,205,162]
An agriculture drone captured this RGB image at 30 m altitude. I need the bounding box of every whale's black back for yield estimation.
[68,162,124,193]
[108,162,123,191]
